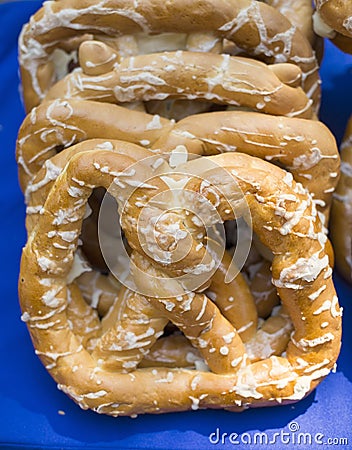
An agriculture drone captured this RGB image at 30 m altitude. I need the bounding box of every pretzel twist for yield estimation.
[19,148,341,415]
[19,0,321,112]
[331,116,352,283]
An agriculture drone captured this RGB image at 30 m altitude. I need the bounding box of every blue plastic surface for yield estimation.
[0,3,351,449]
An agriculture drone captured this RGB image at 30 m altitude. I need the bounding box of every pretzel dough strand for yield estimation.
[23,138,153,232]
[91,286,169,372]
[248,259,280,318]
[19,148,341,415]
[19,0,320,111]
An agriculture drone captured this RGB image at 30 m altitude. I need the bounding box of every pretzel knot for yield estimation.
[17,0,342,416]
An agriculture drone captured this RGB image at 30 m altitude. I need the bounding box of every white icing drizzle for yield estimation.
[273,251,329,289]
[313,296,342,318]
[169,145,188,168]
[146,114,162,130]
[25,159,61,203]
[67,251,92,284]
[36,344,83,370]
[296,333,335,349]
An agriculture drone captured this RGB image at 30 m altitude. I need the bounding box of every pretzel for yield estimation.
[17,101,339,224]
[330,116,352,283]
[19,142,341,415]
[45,52,313,119]
[313,0,352,54]
[19,0,321,112]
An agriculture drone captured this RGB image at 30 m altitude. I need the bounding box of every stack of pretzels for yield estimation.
[16,0,345,417]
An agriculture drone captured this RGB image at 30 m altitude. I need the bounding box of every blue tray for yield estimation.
[0,3,351,449]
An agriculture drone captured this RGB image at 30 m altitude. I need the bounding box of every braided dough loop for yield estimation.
[17,100,172,192]
[19,147,341,415]
[330,116,352,283]
[19,0,320,111]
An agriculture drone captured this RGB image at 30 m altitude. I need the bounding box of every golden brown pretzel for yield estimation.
[315,0,352,38]
[17,100,339,223]
[330,116,352,283]
[19,0,320,111]
[45,52,313,119]
[19,147,341,415]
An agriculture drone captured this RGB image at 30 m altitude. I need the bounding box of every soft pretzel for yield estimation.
[313,0,352,54]
[45,52,313,119]
[19,0,320,111]
[330,116,352,283]
[19,146,341,415]
[17,101,339,222]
